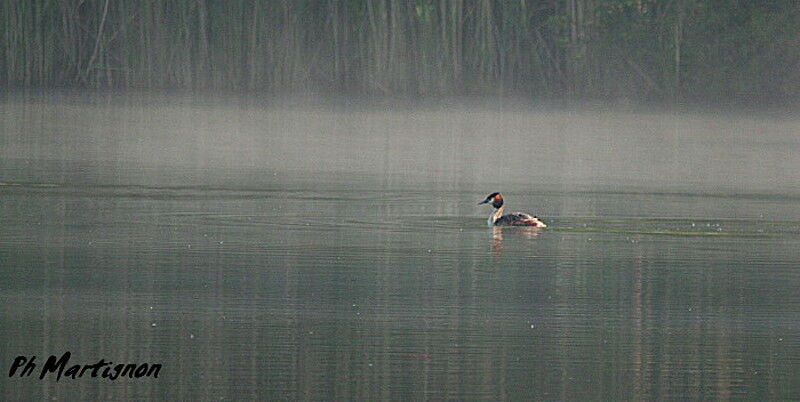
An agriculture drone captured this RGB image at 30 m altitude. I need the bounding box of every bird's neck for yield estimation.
[488,206,504,226]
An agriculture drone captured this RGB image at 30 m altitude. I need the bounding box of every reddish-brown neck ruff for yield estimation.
[490,193,504,209]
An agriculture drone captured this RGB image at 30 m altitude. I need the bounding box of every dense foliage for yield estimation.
[2,0,798,102]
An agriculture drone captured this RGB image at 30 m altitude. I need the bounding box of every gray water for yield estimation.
[1,93,799,400]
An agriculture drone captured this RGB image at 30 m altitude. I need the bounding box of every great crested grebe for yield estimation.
[479,192,547,227]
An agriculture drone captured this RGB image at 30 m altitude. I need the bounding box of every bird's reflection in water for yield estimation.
[491,226,543,258]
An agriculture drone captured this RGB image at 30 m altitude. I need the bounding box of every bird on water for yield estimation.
[478,192,547,227]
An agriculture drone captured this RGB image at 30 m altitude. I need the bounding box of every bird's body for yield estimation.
[479,193,547,228]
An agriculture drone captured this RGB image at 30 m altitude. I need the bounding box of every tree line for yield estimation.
[2,0,798,102]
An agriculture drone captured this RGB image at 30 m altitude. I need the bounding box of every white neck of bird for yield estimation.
[488,205,504,226]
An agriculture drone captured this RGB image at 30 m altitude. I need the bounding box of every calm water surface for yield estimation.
[1,94,799,400]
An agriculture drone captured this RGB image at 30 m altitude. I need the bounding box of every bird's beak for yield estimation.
[478,199,489,205]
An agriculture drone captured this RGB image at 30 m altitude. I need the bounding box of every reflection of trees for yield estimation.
[544,233,784,400]
[9,196,795,400]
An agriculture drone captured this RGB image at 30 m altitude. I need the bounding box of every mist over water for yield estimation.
[1,92,799,400]
[3,92,798,193]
